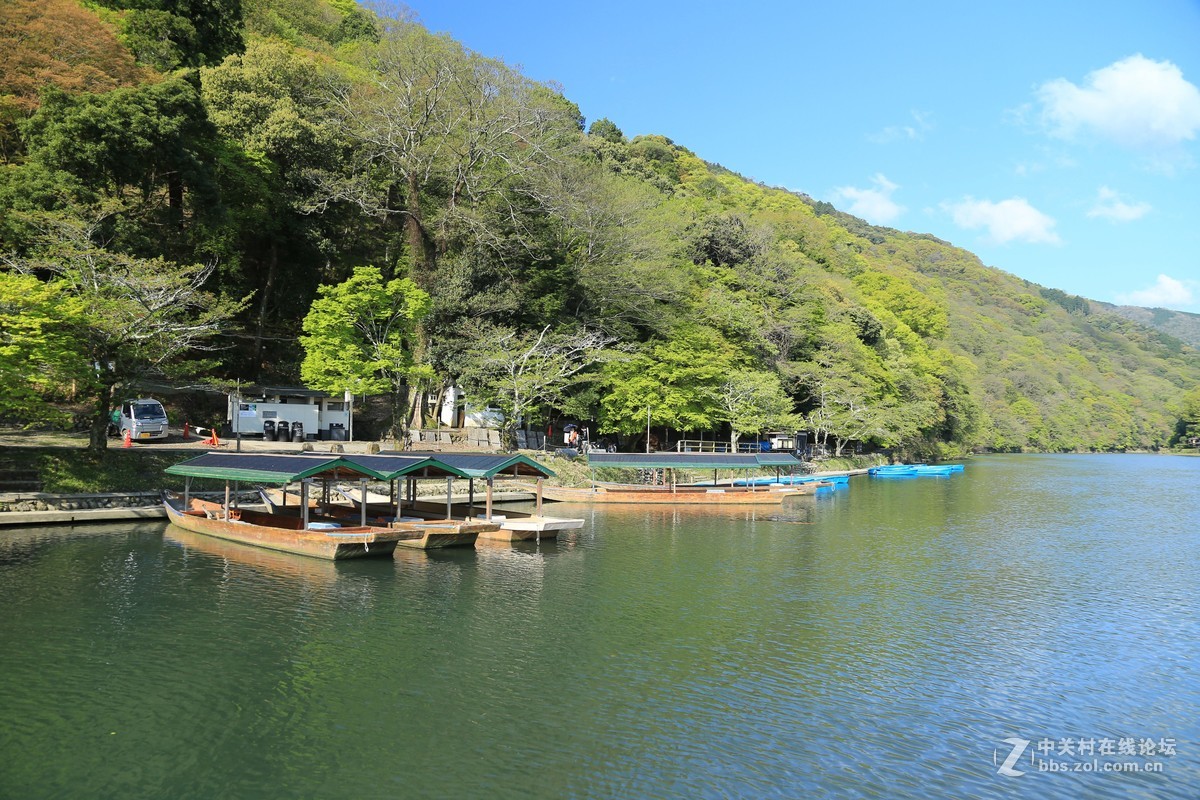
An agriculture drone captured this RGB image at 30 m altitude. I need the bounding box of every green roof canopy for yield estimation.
[380,451,555,479]
[328,454,471,480]
[586,452,803,471]
[164,453,388,484]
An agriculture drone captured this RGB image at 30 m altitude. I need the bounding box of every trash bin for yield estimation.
[329,422,346,441]
[262,419,276,440]
[291,421,305,442]
[275,421,290,442]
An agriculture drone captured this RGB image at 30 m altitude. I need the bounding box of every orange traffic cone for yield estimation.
[183,421,190,439]
[122,429,132,448]
[206,429,219,447]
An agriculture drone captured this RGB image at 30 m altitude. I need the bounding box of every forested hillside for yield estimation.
[1095,302,1200,349]
[2,0,1198,454]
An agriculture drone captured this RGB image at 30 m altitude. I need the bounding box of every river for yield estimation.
[0,454,1196,799]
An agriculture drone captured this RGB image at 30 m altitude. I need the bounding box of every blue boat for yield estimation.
[868,465,918,476]
[732,474,850,488]
[869,464,965,478]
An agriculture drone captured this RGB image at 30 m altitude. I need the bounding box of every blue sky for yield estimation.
[405,1,1200,311]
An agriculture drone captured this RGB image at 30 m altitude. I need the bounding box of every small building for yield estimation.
[226,386,352,441]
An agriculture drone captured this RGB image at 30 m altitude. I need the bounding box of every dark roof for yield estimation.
[380,451,555,478]
[338,454,470,479]
[238,385,333,398]
[587,452,803,470]
[164,453,384,484]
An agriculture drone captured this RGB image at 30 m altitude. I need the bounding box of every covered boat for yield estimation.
[539,452,825,504]
[162,453,421,560]
[303,451,583,542]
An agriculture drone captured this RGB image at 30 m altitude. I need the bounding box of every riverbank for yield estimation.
[0,426,880,527]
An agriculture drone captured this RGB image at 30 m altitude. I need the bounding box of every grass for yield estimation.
[2,448,185,493]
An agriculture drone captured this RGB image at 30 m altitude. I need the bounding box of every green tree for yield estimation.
[716,370,799,447]
[457,324,615,449]
[321,19,582,289]
[0,272,75,425]
[20,78,222,250]
[299,266,431,438]
[4,208,245,451]
[98,0,245,67]
[201,40,342,362]
[599,327,742,437]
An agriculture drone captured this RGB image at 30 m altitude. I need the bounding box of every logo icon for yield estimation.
[995,737,1030,777]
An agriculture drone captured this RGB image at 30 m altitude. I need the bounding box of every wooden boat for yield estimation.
[536,482,821,505]
[163,527,342,584]
[337,492,584,542]
[258,488,495,549]
[162,490,412,560]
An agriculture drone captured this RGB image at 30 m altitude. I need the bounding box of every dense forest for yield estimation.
[2,0,1199,455]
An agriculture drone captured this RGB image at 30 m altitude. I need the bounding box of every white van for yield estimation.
[109,398,170,441]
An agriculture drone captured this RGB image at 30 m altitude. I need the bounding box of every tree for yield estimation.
[457,323,615,448]
[97,0,245,68]
[599,327,742,437]
[299,266,431,439]
[20,78,223,245]
[318,19,582,290]
[0,0,146,114]
[201,40,342,363]
[587,117,625,144]
[4,208,246,451]
[0,272,75,425]
[717,370,799,447]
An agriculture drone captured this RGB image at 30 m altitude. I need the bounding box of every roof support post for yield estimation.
[486,477,494,522]
[393,479,402,523]
[360,478,368,528]
[536,477,544,515]
[223,481,231,518]
[183,476,191,508]
[468,478,475,519]
[301,480,310,530]
[445,477,453,521]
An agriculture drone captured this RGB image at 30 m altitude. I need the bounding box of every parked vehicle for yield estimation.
[109,398,170,441]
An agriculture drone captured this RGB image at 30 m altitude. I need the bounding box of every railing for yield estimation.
[673,439,771,453]
[673,439,735,453]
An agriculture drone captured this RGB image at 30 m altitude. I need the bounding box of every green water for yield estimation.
[1,454,1197,799]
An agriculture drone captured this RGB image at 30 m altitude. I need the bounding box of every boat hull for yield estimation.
[162,492,406,561]
[327,494,582,542]
[388,520,485,549]
[538,484,817,504]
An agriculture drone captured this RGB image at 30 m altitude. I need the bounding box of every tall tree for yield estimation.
[319,18,581,290]
[716,370,799,447]
[457,323,615,448]
[19,77,222,254]
[201,40,342,364]
[299,266,431,439]
[599,327,742,437]
[4,208,245,451]
[0,272,76,425]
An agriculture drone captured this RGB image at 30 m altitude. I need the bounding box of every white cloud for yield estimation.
[1115,274,1196,309]
[868,110,934,144]
[1036,55,1200,150]
[1087,186,1151,223]
[832,173,905,224]
[943,196,1061,245]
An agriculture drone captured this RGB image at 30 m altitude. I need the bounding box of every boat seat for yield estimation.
[307,522,342,530]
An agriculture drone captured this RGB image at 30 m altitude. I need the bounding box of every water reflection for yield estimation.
[1,457,1198,799]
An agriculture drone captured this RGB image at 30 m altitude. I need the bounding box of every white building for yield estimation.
[226,386,353,441]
